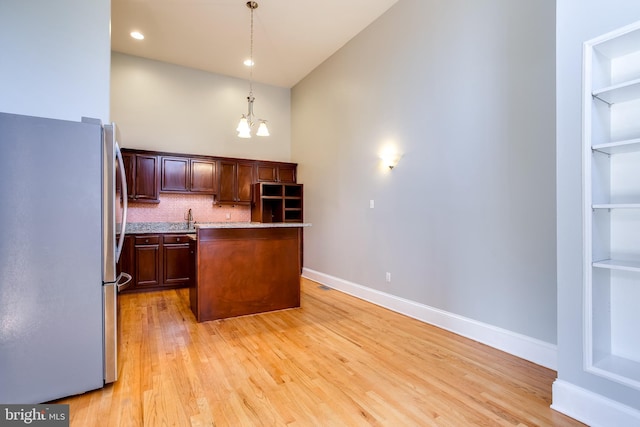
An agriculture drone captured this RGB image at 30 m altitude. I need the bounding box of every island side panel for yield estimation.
[195,227,301,321]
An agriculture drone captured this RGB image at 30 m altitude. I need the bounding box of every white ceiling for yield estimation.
[111,0,399,89]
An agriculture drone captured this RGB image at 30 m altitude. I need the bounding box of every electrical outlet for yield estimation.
[385,272,391,283]
[370,200,375,209]
[226,213,231,220]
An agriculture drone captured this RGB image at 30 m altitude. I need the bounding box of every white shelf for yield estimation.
[592,203,640,209]
[592,138,640,154]
[593,259,640,273]
[595,22,640,59]
[584,21,640,391]
[591,355,640,391]
[593,78,640,104]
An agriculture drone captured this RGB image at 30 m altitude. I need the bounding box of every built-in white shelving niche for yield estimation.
[584,20,640,391]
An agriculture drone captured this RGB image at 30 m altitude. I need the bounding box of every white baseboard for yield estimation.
[552,379,640,426]
[302,268,557,370]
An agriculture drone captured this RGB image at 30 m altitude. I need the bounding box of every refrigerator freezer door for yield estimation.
[104,272,131,383]
[102,123,129,384]
[103,283,117,384]
[0,112,104,403]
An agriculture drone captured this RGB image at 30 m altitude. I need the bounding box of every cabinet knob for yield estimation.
[177,238,180,242]
[145,239,149,243]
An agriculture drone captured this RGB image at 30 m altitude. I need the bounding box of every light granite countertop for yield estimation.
[196,222,311,229]
[123,221,310,235]
[123,222,196,235]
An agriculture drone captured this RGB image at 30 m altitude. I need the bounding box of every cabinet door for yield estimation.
[218,161,237,203]
[134,236,161,287]
[163,244,191,285]
[278,165,297,183]
[190,159,216,194]
[161,157,189,192]
[122,152,135,200]
[256,162,297,183]
[134,155,159,201]
[237,162,254,203]
[256,163,278,182]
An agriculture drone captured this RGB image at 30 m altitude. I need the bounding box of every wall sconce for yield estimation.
[382,155,400,169]
[380,150,401,170]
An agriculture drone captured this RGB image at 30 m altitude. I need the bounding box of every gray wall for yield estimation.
[292,0,557,344]
[556,0,640,411]
[0,0,110,122]
[111,53,292,160]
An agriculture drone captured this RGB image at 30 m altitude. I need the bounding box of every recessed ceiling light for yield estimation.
[130,31,144,40]
[243,59,254,67]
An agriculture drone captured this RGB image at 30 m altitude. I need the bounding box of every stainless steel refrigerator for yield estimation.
[0,112,131,403]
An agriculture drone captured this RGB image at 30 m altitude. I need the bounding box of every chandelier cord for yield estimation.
[237,1,268,137]
[248,3,254,99]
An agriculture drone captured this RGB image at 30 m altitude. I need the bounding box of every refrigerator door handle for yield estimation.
[116,272,132,292]
[115,141,128,262]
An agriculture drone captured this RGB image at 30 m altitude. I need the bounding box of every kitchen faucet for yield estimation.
[186,208,193,229]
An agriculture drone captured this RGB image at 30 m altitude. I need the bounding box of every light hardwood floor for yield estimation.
[56,278,583,426]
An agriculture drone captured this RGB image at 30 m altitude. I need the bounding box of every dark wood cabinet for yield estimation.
[278,165,297,183]
[252,183,303,223]
[238,162,254,203]
[161,156,216,194]
[161,157,189,192]
[122,151,160,203]
[163,235,191,286]
[134,235,161,288]
[122,149,296,205]
[256,162,297,183]
[190,159,216,193]
[192,227,302,321]
[218,160,254,205]
[119,233,194,292]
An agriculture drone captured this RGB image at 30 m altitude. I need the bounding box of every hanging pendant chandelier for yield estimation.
[237,1,269,138]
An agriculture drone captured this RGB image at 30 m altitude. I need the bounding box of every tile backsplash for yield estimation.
[126,193,251,223]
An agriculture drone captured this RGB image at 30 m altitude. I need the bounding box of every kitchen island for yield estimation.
[190,222,311,322]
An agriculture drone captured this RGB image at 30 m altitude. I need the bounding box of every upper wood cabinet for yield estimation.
[161,156,216,194]
[256,161,297,183]
[122,151,160,203]
[218,160,254,205]
[191,159,216,193]
[161,157,189,192]
[122,149,296,205]
[252,183,303,223]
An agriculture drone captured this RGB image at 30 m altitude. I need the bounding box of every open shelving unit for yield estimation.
[583,20,640,390]
[252,183,303,223]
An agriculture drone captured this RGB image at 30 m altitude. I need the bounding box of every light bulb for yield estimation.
[236,116,250,133]
[256,121,270,136]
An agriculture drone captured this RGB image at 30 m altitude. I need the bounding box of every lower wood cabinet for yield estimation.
[163,235,191,286]
[135,235,161,288]
[118,233,194,292]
